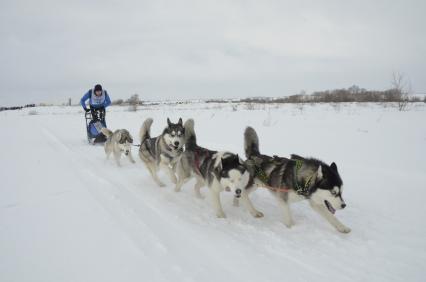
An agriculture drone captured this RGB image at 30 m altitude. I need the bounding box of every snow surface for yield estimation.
[1,102,425,282]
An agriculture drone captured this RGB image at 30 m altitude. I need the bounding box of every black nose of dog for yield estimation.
[341,203,346,209]
[174,141,179,146]
[236,189,241,194]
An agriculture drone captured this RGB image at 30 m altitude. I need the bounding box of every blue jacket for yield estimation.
[80,89,111,110]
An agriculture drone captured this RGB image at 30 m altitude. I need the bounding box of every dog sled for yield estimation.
[85,108,107,144]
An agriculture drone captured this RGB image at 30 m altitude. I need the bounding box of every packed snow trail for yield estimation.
[1,103,425,282]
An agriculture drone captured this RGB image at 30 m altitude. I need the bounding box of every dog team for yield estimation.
[101,118,351,234]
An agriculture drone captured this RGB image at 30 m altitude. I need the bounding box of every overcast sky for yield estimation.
[0,0,425,106]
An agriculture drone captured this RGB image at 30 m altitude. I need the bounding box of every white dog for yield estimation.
[101,128,136,166]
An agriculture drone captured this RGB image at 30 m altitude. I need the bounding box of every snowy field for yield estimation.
[1,102,425,282]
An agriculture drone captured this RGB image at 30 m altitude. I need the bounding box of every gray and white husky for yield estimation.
[101,128,136,166]
[243,127,351,233]
[175,119,263,219]
[139,118,185,187]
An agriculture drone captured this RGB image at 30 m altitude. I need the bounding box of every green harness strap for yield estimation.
[293,159,314,196]
[254,165,269,183]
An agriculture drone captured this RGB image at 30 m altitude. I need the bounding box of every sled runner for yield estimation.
[85,108,107,144]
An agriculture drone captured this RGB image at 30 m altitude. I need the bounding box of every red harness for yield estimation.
[194,149,208,176]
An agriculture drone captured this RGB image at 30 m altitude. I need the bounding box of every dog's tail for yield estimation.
[244,126,260,158]
[101,128,113,139]
[184,119,197,150]
[140,118,154,143]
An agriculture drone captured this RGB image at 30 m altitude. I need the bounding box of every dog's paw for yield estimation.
[131,160,136,164]
[337,225,351,233]
[157,182,166,187]
[216,212,226,218]
[252,211,264,218]
[174,187,181,192]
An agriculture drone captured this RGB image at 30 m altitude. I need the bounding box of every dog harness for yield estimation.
[292,159,314,195]
[254,159,314,196]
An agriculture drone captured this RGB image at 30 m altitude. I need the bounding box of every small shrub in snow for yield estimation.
[398,99,409,111]
[28,110,38,115]
[245,103,255,110]
[127,94,141,111]
[390,72,410,111]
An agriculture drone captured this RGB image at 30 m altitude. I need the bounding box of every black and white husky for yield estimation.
[175,119,263,219]
[139,118,185,187]
[243,127,351,233]
[101,128,136,166]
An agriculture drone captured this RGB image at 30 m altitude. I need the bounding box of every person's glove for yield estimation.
[85,108,90,113]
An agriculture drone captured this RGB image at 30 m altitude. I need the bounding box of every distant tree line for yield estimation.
[237,85,421,104]
[208,73,425,110]
[209,86,424,106]
[0,104,36,112]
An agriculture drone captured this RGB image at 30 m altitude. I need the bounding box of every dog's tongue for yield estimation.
[325,200,336,214]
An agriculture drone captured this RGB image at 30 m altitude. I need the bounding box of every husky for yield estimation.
[101,128,136,166]
[174,119,263,219]
[139,118,185,187]
[243,127,351,233]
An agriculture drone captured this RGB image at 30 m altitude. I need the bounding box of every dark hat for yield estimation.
[94,84,102,92]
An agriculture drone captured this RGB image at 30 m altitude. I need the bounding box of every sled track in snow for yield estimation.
[4,105,422,282]
[40,126,332,280]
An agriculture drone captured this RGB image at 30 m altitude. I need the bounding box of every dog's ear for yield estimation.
[178,118,183,126]
[330,162,338,172]
[317,165,323,180]
[167,118,172,126]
